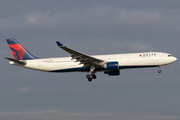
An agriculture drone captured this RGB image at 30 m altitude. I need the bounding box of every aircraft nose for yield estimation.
[173,56,177,62]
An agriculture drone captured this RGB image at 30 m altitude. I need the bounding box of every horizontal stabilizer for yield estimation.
[4,57,26,65]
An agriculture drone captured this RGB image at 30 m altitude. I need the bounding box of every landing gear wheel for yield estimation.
[86,74,92,82]
[92,75,97,79]
[86,74,91,79]
[88,78,92,82]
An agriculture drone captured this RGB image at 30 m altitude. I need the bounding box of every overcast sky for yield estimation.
[1,0,180,120]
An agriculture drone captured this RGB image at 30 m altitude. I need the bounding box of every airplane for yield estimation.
[5,38,177,82]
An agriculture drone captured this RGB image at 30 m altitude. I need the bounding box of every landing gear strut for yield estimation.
[158,66,161,73]
[86,65,97,82]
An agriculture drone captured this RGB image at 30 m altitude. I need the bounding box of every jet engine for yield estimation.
[104,62,119,70]
[103,62,120,76]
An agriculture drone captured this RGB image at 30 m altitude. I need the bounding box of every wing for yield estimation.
[56,41,104,67]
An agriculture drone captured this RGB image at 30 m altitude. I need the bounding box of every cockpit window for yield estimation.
[168,55,172,57]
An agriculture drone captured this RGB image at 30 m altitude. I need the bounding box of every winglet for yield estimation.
[56,41,64,47]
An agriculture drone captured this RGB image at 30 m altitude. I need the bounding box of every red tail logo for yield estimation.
[6,39,38,60]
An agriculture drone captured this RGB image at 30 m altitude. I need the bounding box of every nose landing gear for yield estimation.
[158,66,161,73]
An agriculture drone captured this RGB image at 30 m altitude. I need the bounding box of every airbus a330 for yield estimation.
[5,39,177,82]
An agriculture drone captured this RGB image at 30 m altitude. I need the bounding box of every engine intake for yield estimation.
[104,62,119,70]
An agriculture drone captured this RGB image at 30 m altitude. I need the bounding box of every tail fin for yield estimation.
[6,38,38,60]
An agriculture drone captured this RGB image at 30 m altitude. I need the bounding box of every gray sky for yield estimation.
[1,0,180,120]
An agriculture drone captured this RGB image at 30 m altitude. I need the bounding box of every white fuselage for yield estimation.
[11,52,177,73]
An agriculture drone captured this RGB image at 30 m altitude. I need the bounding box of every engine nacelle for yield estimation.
[104,62,119,70]
[104,70,120,76]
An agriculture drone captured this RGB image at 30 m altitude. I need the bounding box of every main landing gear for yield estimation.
[86,65,97,82]
[158,66,161,73]
[86,72,97,82]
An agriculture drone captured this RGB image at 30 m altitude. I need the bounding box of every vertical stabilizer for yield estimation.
[6,38,38,60]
